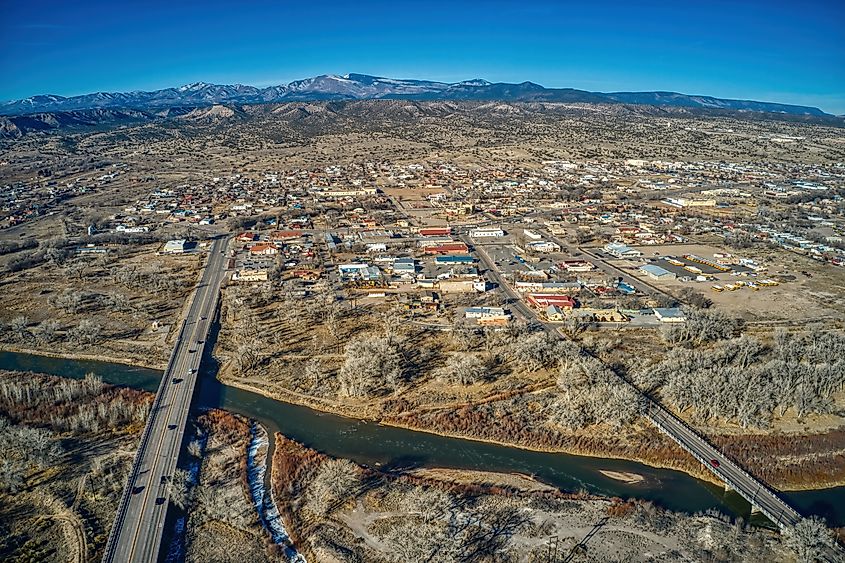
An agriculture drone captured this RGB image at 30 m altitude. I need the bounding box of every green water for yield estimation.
[1,349,842,526]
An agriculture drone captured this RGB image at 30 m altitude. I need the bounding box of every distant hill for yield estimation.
[0,73,830,117]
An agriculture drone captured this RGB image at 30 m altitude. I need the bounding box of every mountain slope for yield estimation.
[0,73,830,117]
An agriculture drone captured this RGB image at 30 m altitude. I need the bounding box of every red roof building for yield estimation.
[419,227,452,237]
[424,242,469,255]
[526,294,576,309]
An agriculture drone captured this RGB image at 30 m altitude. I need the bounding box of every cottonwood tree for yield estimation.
[169,468,193,510]
[338,336,403,397]
[10,316,29,342]
[305,459,360,516]
[783,517,836,563]
[35,319,61,344]
[510,331,580,372]
[662,308,741,345]
[437,353,487,386]
[68,319,102,345]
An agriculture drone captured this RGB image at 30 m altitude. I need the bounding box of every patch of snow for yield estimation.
[247,423,306,563]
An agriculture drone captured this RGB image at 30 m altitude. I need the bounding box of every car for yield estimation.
[200,316,207,321]
[188,349,196,354]
[132,486,145,494]
[167,424,177,430]
[172,377,182,384]
[709,459,720,468]
[155,497,166,505]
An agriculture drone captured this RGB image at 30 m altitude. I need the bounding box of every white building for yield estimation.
[162,239,188,254]
[471,228,505,238]
[603,242,642,259]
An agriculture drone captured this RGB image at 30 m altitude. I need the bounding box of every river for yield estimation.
[1,349,842,527]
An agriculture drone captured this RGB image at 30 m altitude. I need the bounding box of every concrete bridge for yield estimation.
[103,236,229,563]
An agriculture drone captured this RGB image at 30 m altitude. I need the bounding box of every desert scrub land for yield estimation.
[0,370,150,562]
[270,433,828,562]
[174,409,277,562]
[0,239,202,369]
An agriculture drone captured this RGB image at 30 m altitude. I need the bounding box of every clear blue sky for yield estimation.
[1,0,843,113]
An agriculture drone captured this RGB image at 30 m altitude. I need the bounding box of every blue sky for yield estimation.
[1,0,844,113]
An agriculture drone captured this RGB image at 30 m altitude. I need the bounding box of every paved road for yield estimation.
[103,236,229,563]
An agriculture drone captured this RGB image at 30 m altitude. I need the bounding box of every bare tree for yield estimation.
[338,336,403,397]
[437,353,487,386]
[305,459,360,516]
[10,316,29,342]
[783,517,836,563]
[35,319,61,344]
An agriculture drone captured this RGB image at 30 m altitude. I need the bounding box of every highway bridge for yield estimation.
[103,236,229,563]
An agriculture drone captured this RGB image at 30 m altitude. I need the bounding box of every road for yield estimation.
[103,236,229,563]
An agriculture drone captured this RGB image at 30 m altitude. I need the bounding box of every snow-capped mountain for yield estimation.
[0,73,830,116]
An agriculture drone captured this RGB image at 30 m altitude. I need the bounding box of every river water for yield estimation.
[1,350,842,526]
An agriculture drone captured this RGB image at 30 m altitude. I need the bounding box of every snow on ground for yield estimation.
[246,422,306,563]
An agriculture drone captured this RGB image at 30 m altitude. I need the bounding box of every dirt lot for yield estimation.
[613,242,845,322]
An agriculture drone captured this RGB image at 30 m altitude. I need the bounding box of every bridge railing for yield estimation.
[644,402,801,527]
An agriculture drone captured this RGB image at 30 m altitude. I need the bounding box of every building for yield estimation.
[526,241,560,253]
[514,281,581,293]
[653,308,686,323]
[603,242,642,259]
[232,269,269,282]
[162,239,188,254]
[465,306,508,319]
[471,228,505,238]
[338,263,382,282]
[434,255,475,265]
[392,257,416,276]
[639,264,676,280]
[526,294,576,309]
[560,260,594,273]
[545,305,566,321]
[419,227,452,237]
[249,243,279,255]
[424,243,469,255]
[523,229,542,240]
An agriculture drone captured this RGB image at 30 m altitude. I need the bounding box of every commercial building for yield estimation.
[639,263,676,280]
[470,228,505,238]
[653,308,686,323]
[603,242,642,259]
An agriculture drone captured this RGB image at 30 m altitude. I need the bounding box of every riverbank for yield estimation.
[0,343,168,371]
[218,376,845,492]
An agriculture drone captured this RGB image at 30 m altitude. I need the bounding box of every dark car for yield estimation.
[709,459,720,468]
[132,486,145,494]
[188,349,196,354]
[172,377,182,384]
[155,497,166,506]
[160,475,169,485]
[168,424,177,430]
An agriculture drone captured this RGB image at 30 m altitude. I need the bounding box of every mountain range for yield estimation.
[0,73,830,117]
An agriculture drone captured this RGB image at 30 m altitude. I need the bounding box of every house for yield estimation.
[545,305,566,321]
[653,308,686,323]
[603,242,642,259]
[249,243,279,255]
[465,306,508,319]
[639,264,676,280]
[236,232,259,243]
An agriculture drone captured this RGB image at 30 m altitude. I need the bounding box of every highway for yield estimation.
[103,236,229,563]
